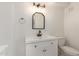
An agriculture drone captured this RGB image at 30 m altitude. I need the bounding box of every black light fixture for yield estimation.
[33,2,45,8]
[33,2,35,6]
[37,3,40,8]
[43,4,45,8]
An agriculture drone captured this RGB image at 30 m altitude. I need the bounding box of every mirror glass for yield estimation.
[32,12,45,29]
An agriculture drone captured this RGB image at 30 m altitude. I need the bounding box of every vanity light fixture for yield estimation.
[33,2,45,8]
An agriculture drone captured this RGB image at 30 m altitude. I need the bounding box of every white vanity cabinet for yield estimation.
[26,40,58,56]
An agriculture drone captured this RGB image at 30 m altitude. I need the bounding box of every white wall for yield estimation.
[0,2,18,56]
[0,3,14,56]
[0,3,12,45]
[64,3,79,50]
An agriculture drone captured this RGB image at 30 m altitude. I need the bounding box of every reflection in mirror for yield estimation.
[32,12,45,29]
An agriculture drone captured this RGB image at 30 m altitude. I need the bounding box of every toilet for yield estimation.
[58,39,79,56]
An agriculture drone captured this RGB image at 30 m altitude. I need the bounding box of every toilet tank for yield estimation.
[58,39,65,47]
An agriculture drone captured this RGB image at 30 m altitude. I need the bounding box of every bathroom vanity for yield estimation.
[24,11,64,56]
[25,36,63,56]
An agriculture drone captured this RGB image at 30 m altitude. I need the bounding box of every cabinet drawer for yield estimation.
[26,40,57,47]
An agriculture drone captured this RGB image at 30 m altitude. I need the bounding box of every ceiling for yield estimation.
[45,2,70,8]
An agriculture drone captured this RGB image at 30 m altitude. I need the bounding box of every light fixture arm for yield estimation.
[33,2,45,8]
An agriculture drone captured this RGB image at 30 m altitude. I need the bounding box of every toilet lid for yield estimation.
[61,46,79,56]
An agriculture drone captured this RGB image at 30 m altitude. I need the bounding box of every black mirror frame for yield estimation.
[32,12,45,30]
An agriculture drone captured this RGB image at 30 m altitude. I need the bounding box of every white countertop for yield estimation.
[25,35,64,44]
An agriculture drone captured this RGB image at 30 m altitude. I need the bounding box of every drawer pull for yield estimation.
[34,45,37,48]
[42,49,47,52]
[51,42,53,44]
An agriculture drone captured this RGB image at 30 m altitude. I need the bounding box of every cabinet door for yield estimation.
[40,40,58,56]
[26,43,44,56]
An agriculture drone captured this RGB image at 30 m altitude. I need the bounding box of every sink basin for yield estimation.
[25,35,64,44]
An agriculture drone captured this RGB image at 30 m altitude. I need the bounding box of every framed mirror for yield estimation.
[32,12,45,29]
